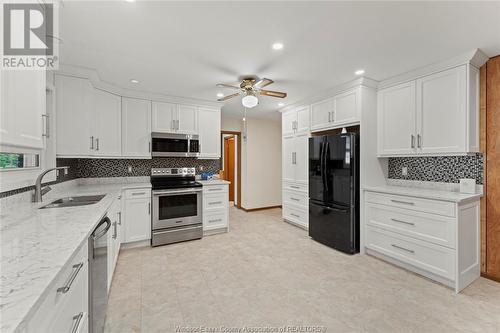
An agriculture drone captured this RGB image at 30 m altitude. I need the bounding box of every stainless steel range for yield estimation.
[151,168,203,246]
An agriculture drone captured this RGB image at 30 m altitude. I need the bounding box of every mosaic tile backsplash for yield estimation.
[388,154,484,184]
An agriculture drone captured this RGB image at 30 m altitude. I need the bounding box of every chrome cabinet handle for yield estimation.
[209,201,222,205]
[417,134,422,148]
[390,199,415,205]
[290,185,300,189]
[149,141,151,152]
[391,218,415,226]
[71,312,84,333]
[391,244,415,254]
[208,188,222,192]
[209,218,222,223]
[57,262,84,293]
[328,111,331,123]
[290,197,300,201]
[177,119,180,130]
[90,136,94,150]
[148,202,151,215]
[112,221,117,239]
[96,138,99,151]
[171,119,175,130]
[42,114,50,138]
[411,135,415,149]
[291,213,300,218]
[118,211,122,225]
[132,192,146,196]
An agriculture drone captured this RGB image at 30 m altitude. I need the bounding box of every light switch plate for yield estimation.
[459,179,476,194]
[402,166,408,176]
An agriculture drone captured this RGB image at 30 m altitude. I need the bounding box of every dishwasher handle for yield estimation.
[92,217,111,240]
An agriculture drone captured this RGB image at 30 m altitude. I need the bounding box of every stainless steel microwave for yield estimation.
[151,132,200,157]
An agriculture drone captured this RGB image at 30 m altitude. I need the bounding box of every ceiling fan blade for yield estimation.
[259,89,287,98]
[217,92,240,101]
[216,83,241,90]
[253,78,273,89]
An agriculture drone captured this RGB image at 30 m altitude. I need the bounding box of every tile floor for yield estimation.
[105,207,500,333]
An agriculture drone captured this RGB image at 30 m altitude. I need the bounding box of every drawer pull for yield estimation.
[57,262,84,293]
[209,201,222,205]
[71,312,84,333]
[208,188,222,191]
[290,186,300,189]
[291,213,301,218]
[209,218,222,223]
[390,199,415,205]
[290,197,300,201]
[132,192,146,196]
[391,244,415,254]
[390,218,415,226]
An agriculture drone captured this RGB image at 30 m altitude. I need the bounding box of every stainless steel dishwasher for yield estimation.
[89,216,111,333]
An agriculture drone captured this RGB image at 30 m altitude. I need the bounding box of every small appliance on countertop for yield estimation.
[150,168,203,246]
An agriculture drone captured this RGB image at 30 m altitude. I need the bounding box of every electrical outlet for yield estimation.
[128,166,133,173]
[199,166,204,172]
[402,166,408,176]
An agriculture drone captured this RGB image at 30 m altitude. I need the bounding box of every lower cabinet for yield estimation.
[364,190,480,293]
[202,184,229,234]
[107,195,122,290]
[282,181,308,229]
[123,188,151,243]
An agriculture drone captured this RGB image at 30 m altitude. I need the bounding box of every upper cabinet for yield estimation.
[121,97,152,158]
[93,89,122,157]
[198,107,221,159]
[377,65,479,157]
[310,87,360,132]
[282,106,310,136]
[152,102,198,135]
[1,70,46,149]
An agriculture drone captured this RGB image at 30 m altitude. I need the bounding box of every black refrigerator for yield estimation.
[309,133,359,254]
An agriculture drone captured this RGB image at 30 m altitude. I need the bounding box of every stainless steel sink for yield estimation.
[40,195,106,209]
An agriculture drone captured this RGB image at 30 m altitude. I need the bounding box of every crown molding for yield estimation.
[57,64,223,109]
[378,48,489,89]
[279,76,379,113]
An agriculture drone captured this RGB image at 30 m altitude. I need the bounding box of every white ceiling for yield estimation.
[59,1,500,120]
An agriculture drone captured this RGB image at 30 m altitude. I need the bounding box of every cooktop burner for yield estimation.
[150,168,202,190]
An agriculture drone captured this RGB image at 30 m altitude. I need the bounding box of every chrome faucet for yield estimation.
[33,166,70,202]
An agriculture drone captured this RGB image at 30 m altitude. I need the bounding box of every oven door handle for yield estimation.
[153,188,202,195]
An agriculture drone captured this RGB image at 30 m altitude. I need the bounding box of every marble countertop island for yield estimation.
[0,180,151,333]
[363,185,482,203]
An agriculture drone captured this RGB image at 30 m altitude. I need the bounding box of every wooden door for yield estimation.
[486,56,500,281]
[224,136,235,201]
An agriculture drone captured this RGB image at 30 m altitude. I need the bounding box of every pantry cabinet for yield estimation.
[121,98,152,158]
[151,102,197,135]
[0,70,46,149]
[310,87,360,132]
[377,65,479,157]
[198,107,221,158]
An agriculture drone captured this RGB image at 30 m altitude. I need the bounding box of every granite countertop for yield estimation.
[197,179,231,185]
[363,185,482,203]
[0,181,151,333]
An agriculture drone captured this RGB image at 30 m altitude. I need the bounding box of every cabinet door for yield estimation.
[121,97,151,158]
[0,70,45,149]
[177,105,198,134]
[56,75,93,156]
[282,110,297,136]
[333,88,359,125]
[198,108,221,158]
[294,133,309,184]
[151,101,176,133]
[416,66,467,154]
[377,81,417,156]
[310,98,333,131]
[282,135,296,182]
[124,197,151,243]
[94,89,121,157]
[296,106,310,134]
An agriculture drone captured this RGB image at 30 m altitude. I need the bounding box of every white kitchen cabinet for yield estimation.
[121,97,152,158]
[202,184,229,234]
[0,70,46,149]
[310,87,360,132]
[123,189,151,243]
[93,88,122,157]
[56,75,94,157]
[282,135,296,183]
[282,106,310,136]
[151,102,198,134]
[282,133,308,184]
[198,107,221,158]
[377,65,479,157]
[107,196,122,290]
[377,81,417,156]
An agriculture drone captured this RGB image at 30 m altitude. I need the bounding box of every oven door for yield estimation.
[152,188,202,230]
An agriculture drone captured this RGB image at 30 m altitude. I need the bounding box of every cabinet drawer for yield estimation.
[203,185,228,194]
[366,203,456,248]
[366,226,455,280]
[204,210,228,230]
[283,204,308,228]
[365,192,455,217]
[203,193,227,211]
[283,182,308,193]
[283,190,308,208]
[125,188,151,199]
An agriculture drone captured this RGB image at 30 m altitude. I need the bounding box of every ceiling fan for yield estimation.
[216,77,287,108]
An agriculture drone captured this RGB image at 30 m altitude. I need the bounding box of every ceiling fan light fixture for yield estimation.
[242,95,259,108]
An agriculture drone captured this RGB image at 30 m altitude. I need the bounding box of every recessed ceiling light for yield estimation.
[130,79,139,83]
[355,69,365,75]
[272,42,284,50]
[278,102,284,107]
[125,0,135,2]
[216,92,224,98]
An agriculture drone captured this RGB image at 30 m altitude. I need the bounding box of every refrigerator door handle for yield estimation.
[323,141,329,193]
